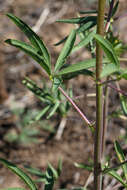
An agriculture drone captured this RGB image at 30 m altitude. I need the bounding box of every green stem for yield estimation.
[102,82,110,159]
[94,0,106,189]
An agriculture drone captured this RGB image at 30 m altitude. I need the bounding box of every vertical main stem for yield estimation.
[94,0,106,189]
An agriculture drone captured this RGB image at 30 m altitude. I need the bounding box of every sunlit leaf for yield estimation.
[107,170,127,187]
[54,30,76,72]
[76,21,96,34]
[34,106,51,121]
[47,163,59,180]
[24,165,45,177]
[120,95,127,116]
[94,34,119,66]
[5,39,50,75]
[6,13,51,69]
[57,16,96,24]
[57,59,96,75]
[120,69,127,80]
[74,162,93,172]
[44,164,56,190]
[115,141,127,181]
[0,158,37,190]
[100,63,119,78]
[57,159,62,176]
[62,69,94,80]
[52,77,62,93]
[47,101,60,119]
[71,29,96,53]
[22,77,52,103]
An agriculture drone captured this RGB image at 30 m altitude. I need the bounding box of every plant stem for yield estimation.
[58,86,94,131]
[102,83,110,160]
[108,84,127,96]
[105,0,114,32]
[94,0,106,189]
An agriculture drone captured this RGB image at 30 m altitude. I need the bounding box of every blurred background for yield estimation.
[0,0,127,189]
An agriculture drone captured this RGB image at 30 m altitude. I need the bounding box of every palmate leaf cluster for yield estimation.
[1,1,127,189]
[4,11,127,124]
[4,11,127,123]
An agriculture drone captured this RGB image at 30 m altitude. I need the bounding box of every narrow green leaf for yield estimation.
[5,39,50,75]
[79,10,97,14]
[24,165,45,177]
[47,163,59,180]
[57,16,97,24]
[35,106,51,121]
[74,162,93,172]
[56,17,84,24]
[54,36,68,46]
[47,101,60,119]
[103,161,127,174]
[76,21,96,34]
[44,163,59,190]
[0,158,37,190]
[112,1,119,17]
[52,77,62,93]
[94,34,119,66]
[120,95,127,116]
[114,141,127,181]
[120,69,127,80]
[58,59,96,75]
[107,170,127,187]
[62,69,94,80]
[54,30,76,72]
[100,63,119,78]
[6,13,51,68]
[22,77,53,103]
[71,29,96,53]
[57,159,62,176]
[55,22,96,47]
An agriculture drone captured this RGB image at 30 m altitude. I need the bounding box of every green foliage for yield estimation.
[4,108,55,145]
[74,162,93,172]
[0,159,62,190]
[54,30,76,72]
[22,77,72,119]
[94,34,119,66]
[102,141,127,188]
[24,160,62,190]
[6,13,51,73]
[0,158,37,190]
[120,95,127,116]
[114,141,127,181]
[4,109,40,144]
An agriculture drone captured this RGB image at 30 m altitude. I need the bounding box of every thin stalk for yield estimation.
[108,84,127,96]
[102,160,127,174]
[94,0,106,189]
[105,0,114,32]
[58,86,94,131]
[102,83,110,159]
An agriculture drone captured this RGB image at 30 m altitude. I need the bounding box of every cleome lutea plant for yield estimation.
[1,0,127,189]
